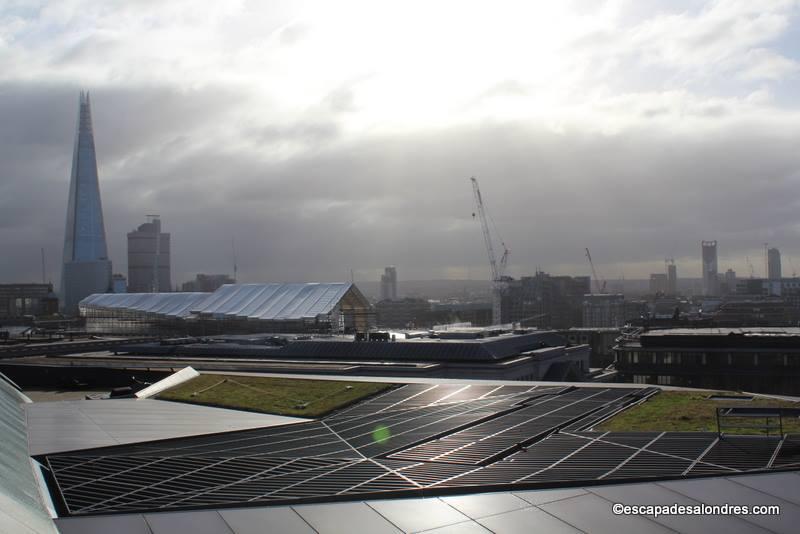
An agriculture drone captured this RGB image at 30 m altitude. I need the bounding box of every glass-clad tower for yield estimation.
[701,240,718,296]
[61,91,112,314]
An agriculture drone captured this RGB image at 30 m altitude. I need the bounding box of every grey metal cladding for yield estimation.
[0,374,59,533]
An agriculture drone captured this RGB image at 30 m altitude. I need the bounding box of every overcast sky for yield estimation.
[2,0,800,287]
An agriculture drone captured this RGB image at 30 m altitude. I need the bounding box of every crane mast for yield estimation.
[471,177,499,281]
[471,177,508,325]
[585,248,605,294]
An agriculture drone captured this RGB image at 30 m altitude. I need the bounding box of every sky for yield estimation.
[1,0,800,287]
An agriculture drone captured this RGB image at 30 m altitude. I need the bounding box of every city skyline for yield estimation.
[1,2,800,285]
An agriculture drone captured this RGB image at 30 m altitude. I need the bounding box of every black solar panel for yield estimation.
[688,436,778,475]
[41,385,796,516]
[387,388,641,465]
[772,436,800,468]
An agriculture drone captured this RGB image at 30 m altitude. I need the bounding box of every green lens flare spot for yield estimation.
[372,425,391,444]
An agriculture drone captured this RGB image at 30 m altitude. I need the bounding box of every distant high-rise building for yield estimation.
[127,215,171,292]
[583,293,625,328]
[375,298,431,328]
[649,273,668,295]
[181,274,234,293]
[112,274,127,293]
[667,263,677,296]
[701,240,718,296]
[60,91,112,315]
[1,284,59,319]
[380,266,398,301]
[724,269,737,294]
[500,273,590,328]
[768,247,782,281]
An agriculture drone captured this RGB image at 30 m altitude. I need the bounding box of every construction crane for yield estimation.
[471,177,509,325]
[585,248,606,294]
[231,237,238,283]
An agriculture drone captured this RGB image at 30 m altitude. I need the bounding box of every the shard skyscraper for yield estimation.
[61,91,112,315]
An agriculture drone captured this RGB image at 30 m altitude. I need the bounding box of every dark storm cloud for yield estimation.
[1,89,800,285]
[2,77,800,287]
[84,108,800,284]
[0,82,248,284]
[2,1,800,286]
[0,88,800,280]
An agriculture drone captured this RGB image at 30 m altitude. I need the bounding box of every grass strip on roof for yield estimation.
[595,390,800,434]
[157,374,391,418]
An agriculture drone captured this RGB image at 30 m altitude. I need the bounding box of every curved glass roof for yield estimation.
[190,283,354,320]
[79,292,210,318]
[79,283,362,322]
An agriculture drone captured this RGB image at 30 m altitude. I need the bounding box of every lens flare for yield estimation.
[372,424,391,444]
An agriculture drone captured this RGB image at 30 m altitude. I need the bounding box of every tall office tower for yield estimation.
[649,273,668,295]
[724,269,737,294]
[379,266,398,301]
[768,247,782,281]
[60,92,112,315]
[127,215,171,292]
[701,240,718,296]
[667,263,678,296]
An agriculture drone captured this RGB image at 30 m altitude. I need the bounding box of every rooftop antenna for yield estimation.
[40,247,46,284]
[231,237,238,283]
[350,268,354,284]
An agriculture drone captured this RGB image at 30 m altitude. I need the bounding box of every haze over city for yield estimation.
[2,0,800,286]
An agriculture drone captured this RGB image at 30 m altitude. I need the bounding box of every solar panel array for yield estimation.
[42,384,797,516]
